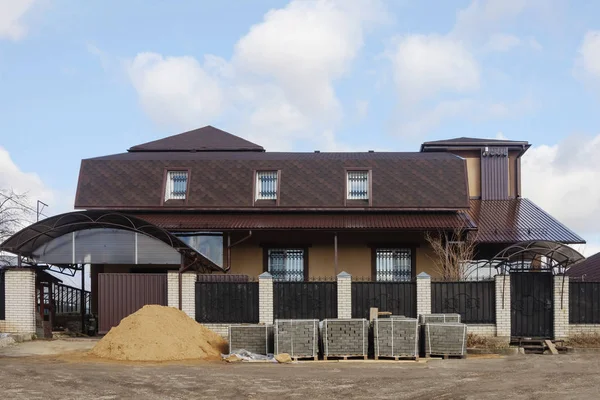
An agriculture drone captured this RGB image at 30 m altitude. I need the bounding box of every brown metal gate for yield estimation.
[98,273,167,334]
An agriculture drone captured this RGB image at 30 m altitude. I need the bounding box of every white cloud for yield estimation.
[0,0,36,40]
[522,135,600,243]
[0,146,73,228]
[388,34,480,105]
[126,0,387,150]
[452,0,529,39]
[575,31,600,80]
[396,94,536,136]
[126,53,225,130]
[484,33,521,52]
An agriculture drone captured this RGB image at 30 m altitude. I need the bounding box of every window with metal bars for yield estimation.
[347,171,369,200]
[256,171,278,200]
[165,171,188,201]
[268,249,305,281]
[375,248,412,281]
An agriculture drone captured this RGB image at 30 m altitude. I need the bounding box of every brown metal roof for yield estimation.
[133,212,476,231]
[567,252,600,280]
[467,199,584,244]
[128,126,265,152]
[75,152,469,211]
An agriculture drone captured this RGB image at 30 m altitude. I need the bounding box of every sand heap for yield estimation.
[90,305,228,361]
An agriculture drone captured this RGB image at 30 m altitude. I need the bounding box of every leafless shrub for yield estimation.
[424,228,477,281]
[567,333,600,348]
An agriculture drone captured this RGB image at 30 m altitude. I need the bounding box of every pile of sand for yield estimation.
[90,305,228,361]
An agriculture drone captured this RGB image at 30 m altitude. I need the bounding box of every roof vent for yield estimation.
[368,150,374,153]
[314,150,320,153]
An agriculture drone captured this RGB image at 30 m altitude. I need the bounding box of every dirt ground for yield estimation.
[1,341,600,399]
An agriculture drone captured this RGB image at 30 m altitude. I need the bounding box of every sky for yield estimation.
[2,0,600,266]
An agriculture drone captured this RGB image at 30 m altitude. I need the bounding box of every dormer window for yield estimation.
[347,170,369,200]
[165,170,188,201]
[256,171,278,200]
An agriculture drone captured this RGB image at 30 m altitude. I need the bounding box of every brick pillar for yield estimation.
[495,274,511,340]
[416,272,431,316]
[1,269,36,334]
[167,271,179,308]
[337,271,352,319]
[181,273,196,319]
[554,275,569,339]
[259,272,273,325]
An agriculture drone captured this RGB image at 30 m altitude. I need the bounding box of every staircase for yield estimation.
[511,338,569,354]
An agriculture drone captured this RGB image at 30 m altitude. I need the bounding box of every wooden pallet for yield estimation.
[374,355,419,361]
[425,353,466,360]
[323,355,368,360]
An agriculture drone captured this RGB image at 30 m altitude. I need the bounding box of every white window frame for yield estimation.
[164,170,188,201]
[346,170,370,200]
[256,171,278,201]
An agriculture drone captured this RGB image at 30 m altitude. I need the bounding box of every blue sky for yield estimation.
[2,0,600,257]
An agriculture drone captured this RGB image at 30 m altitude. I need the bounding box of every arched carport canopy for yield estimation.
[0,210,222,272]
[487,240,585,274]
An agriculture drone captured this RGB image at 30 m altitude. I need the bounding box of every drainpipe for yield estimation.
[225,231,253,272]
[178,254,184,310]
[334,232,338,276]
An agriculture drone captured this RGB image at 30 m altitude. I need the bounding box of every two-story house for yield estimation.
[72,126,583,283]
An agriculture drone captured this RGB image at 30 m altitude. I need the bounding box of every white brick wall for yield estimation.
[0,269,36,334]
[495,275,510,340]
[167,271,196,319]
[570,324,600,335]
[167,271,179,309]
[416,273,431,316]
[259,272,273,324]
[467,324,497,336]
[337,272,352,319]
[554,275,569,339]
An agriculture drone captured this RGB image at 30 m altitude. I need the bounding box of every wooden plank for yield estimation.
[545,340,559,355]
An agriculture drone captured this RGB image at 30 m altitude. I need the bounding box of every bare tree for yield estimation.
[0,189,33,243]
[424,228,478,281]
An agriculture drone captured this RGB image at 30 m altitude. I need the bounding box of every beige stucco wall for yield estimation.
[452,150,481,198]
[227,231,439,279]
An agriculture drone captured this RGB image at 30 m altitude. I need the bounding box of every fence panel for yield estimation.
[351,282,416,318]
[195,282,259,323]
[53,283,91,314]
[570,281,600,324]
[0,271,5,320]
[274,282,337,320]
[431,281,495,323]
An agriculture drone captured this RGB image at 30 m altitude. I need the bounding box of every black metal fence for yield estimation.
[570,281,600,324]
[274,281,337,320]
[52,283,91,314]
[431,281,495,323]
[0,271,5,320]
[351,282,416,318]
[195,281,259,323]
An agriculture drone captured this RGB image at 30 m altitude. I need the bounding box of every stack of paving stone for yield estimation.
[322,319,368,359]
[374,317,419,359]
[228,325,273,355]
[419,313,461,324]
[274,319,318,360]
[422,322,467,357]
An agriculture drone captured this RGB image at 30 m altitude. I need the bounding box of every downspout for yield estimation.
[178,254,183,310]
[225,231,253,272]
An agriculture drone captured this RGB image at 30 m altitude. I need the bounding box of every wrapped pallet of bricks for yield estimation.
[419,313,461,324]
[274,319,319,360]
[322,319,369,360]
[374,317,419,360]
[423,322,467,358]
[228,325,273,355]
